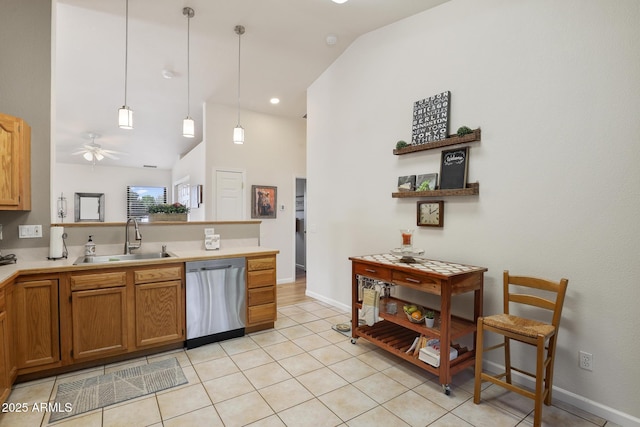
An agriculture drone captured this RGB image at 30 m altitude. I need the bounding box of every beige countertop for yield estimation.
[0,246,279,284]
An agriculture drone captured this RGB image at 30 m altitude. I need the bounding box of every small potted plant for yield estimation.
[424,309,436,328]
[148,202,190,222]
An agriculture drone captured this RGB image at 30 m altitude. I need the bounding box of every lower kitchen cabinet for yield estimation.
[135,280,184,347]
[12,278,60,369]
[246,255,277,332]
[71,286,128,361]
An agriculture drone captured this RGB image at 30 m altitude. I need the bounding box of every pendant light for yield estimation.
[233,25,245,144]
[118,0,133,129]
[182,7,195,138]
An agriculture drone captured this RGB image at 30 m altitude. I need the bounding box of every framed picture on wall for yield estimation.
[251,185,277,219]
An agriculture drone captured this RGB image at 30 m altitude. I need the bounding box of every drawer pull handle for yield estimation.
[405,277,421,284]
[365,269,377,273]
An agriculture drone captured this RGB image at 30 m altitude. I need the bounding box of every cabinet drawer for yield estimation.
[391,270,441,294]
[248,269,275,288]
[354,262,391,282]
[247,256,276,271]
[70,271,126,291]
[134,266,182,284]
[248,303,276,324]
[248,286,275,306]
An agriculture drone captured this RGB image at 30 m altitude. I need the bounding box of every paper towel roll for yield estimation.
[49,226,64,259]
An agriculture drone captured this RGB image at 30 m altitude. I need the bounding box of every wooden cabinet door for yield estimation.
[71,287,128,360]
[0,311,10,404]
[13,279,59,369]
[135,280,184,347]
[0,113,31,210]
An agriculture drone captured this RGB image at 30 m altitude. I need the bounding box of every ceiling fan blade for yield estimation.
[101,151,119,159]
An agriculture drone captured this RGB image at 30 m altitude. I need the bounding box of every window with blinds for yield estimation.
[127,186,167,221]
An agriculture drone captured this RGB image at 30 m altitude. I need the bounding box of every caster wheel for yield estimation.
[350,338,357,344]
[442,384,451,395]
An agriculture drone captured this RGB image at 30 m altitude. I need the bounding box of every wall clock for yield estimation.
[417,201,444,227]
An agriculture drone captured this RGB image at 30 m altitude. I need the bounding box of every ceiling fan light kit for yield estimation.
[73,133,124,166]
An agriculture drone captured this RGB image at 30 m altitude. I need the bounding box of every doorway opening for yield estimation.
[295,178,307,279]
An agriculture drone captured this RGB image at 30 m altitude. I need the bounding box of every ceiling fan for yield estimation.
[72,133,125,165]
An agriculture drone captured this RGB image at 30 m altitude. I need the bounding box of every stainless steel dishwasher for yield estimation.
[185,257,246,349]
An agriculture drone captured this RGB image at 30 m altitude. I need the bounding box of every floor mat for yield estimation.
[49,357,187,423]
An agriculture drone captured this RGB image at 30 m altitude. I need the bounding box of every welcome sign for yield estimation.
[412,91,450,144]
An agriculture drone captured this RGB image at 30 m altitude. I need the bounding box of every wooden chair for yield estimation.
[474,271,569,427]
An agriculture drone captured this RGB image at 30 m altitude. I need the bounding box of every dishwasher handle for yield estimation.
[188,265,233,272]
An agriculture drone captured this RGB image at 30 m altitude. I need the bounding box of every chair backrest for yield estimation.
[503,270,569,330]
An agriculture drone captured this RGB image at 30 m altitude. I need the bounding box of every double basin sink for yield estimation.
[73,252,175,265]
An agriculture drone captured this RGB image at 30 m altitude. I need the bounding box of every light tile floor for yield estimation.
[0,300,619,427]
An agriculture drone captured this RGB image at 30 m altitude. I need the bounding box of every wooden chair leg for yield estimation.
[533,336,545,427]
[504,336,512,384]
[545,337,557,405]
[473,318,484,403]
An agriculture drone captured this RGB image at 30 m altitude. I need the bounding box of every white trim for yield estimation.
[305,290,350,313]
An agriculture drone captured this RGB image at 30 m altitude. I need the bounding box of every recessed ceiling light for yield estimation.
[332,0,348,4]
[270,98,280,105]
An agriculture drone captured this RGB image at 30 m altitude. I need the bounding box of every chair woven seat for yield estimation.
[483,313,555,338]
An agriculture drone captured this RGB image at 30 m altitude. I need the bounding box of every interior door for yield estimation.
[215,170,245,220]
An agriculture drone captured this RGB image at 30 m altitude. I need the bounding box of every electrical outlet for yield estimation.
[579,351,593,371]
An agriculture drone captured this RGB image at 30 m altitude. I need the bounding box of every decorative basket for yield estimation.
[404,305,427,323]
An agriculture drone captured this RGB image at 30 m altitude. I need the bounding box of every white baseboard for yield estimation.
[483,360,640,427]
[305,290,351,313]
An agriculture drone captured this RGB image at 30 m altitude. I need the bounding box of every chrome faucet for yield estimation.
[124,218,142,254]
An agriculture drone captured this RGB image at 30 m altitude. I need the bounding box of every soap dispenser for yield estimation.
[85,235,96,257]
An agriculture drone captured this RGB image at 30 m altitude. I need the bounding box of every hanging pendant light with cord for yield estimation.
[118,0,133,129]
[233,25,245,144]
[182,7,195,138]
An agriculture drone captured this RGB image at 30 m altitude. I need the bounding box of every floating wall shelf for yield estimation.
[393,128,481,155]
[392,182,479,198]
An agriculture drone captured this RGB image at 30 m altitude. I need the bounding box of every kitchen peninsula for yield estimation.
[0,242,278,405]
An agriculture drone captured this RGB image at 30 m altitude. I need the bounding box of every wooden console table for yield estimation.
[349,254,487,394]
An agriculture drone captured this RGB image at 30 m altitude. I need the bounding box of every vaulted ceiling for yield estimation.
[55,0,449,169]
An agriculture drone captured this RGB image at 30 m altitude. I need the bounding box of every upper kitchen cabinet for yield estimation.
[0,113,31,210]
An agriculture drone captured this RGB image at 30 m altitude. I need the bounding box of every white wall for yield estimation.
[53,163,172,222]
[172,141,206,222]
[205,103,306,284]
[307,0,640,423]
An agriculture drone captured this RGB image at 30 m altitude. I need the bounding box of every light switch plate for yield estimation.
[18,224,43,238]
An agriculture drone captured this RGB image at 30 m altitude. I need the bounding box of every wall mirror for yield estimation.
[75,192,105,222]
